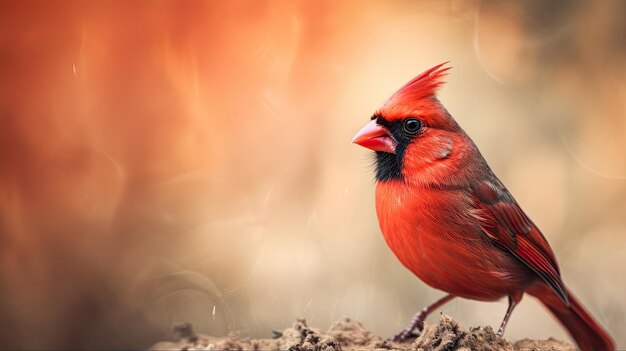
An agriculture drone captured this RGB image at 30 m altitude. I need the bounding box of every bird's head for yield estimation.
[353,63,466,182]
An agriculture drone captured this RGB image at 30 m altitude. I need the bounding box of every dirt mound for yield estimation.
[413,314,511,351]
[150,314,575,351]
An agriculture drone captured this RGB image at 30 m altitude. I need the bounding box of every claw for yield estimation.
[390,331,419,343]
[389,294,456,343]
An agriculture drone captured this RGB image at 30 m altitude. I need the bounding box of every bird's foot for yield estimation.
[390,330,420,343]
[389,320,424,342]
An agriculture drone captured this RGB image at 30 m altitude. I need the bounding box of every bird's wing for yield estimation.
[472,180,569,305]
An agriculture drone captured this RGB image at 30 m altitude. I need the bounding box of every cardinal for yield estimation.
[352,63,614,351]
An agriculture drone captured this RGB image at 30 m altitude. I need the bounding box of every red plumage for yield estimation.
[353,63,615,351]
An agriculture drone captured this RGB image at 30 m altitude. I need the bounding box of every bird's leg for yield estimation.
[497,292,523,336]
[391,294,455,342]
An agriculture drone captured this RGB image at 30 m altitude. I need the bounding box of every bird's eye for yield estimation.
[403,118,422,134]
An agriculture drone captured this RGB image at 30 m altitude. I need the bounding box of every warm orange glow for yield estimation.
[1,1,624,349]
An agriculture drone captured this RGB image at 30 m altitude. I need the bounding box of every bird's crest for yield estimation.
[384,62,451,107]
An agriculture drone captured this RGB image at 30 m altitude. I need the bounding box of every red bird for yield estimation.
[352,63,614,351]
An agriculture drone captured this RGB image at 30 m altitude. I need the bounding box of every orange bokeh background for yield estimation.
[1,1,624,349]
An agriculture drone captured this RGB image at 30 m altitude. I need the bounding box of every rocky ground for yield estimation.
[151,314,576,351]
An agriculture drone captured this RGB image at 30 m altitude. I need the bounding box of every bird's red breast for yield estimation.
[375,178,534,301]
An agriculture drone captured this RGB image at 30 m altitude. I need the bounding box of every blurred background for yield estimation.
[1,0,625,349]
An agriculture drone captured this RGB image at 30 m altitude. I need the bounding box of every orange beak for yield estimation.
[352,119,397,154]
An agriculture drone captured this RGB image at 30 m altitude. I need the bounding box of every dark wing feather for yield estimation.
[473,180,569,305]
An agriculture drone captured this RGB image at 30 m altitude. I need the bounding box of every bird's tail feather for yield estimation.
[527,283,614,351]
